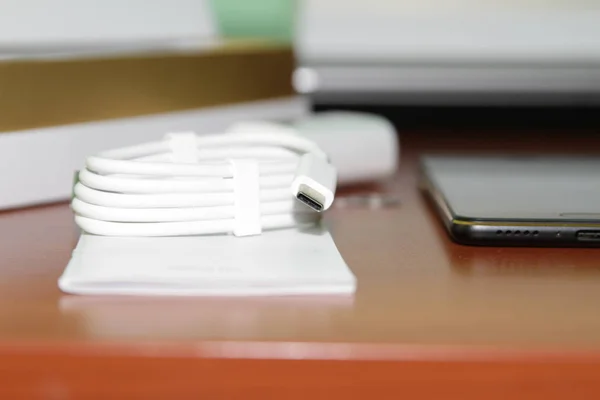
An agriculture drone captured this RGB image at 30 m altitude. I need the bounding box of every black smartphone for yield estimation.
[420,155,600,247]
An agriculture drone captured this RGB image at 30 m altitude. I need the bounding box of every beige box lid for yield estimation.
[0,40,295,133]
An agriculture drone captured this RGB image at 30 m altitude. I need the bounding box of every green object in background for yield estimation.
[210,0,296,43]
[72,171,79,199]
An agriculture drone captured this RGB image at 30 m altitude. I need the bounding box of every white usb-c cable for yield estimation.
[72,130,337,237]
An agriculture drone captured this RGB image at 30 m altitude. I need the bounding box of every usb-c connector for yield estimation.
[291,153,336,212]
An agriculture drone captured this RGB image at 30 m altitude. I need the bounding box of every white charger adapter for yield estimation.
[229,111,399,185]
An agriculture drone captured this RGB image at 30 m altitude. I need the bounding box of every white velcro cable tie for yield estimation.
[229,159,262,237]
[166,132,198,164]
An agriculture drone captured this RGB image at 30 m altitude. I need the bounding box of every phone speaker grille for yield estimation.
[495,229,539,236]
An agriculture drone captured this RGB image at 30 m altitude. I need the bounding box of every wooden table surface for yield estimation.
[1,130,600,398]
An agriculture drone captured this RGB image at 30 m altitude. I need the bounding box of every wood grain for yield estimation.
[0,130,599,398]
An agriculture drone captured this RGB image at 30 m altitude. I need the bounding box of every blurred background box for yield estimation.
[0,0,215,46]
[296,0,600,106]
[0,40,296,133]
[0,39,305,210]
[0,0,311,211]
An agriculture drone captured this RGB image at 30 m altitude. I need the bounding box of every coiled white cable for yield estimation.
[73,130,337,237]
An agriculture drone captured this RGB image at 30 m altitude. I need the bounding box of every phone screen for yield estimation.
[422,156,600,222]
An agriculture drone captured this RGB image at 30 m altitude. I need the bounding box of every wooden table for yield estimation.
[1,130,600,398]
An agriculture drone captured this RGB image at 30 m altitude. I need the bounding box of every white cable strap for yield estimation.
[230,159,262,237]
[166,132,198,164]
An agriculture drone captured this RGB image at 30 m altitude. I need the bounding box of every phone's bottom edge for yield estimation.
[450,223,600,248]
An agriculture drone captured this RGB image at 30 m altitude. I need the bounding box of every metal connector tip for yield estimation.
[296,192,324,212]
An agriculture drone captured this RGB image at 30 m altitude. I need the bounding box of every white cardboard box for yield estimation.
[0,0,216,47]
[0,96,308,210]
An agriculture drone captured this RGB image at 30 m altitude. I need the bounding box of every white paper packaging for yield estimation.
[59,225,356,297]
